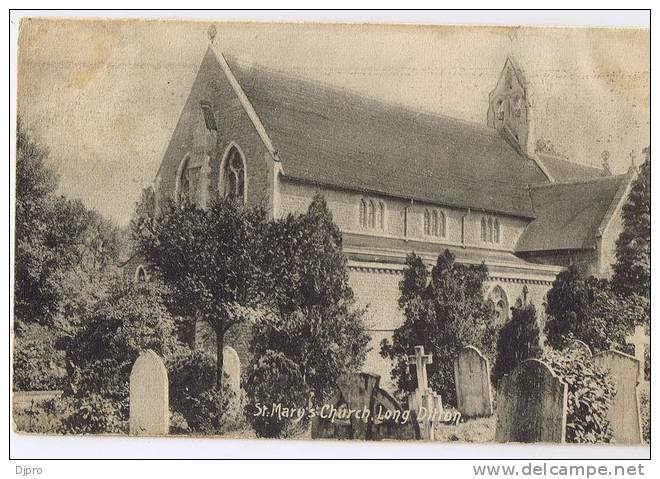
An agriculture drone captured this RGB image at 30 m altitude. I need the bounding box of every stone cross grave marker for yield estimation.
[626,325,649,365]
[454,345,493,418]
[592,350,643,444]
[496,359,567,443]
[408,345,432,390]
[129,350,169,436]
[222,346,241,413]
[407,345,442,440]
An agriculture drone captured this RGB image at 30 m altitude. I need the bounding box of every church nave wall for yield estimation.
[278,179,530,252]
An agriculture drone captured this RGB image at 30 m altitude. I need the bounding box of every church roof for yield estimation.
[538,154,608,182]
[515,174,631,252]
[226,57,550,218]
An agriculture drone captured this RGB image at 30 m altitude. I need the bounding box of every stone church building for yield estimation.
[141,43,635,382]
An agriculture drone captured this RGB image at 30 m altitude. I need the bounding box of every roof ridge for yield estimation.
[225,55,504,138]
[541,153,605,172]
[211,47,281,162]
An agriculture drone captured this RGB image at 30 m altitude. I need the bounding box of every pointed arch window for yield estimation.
[481,215,501,244]
[134,264,149,283]
[359,197,385,230]
[424,209,431,235]
[495,98,505,120]
[488,285,510,323]
[359,199,368,227]
[511,95,523,118]
[175,155,196,206]
[220,145,246,204]
[438,210,446,237]
[423,208,446,238]
[368,200,375,228]
[378,201,385,230]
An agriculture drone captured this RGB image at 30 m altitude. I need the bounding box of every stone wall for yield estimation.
[347,263,554,392]
[155,48,271,211]
[348,265,403,389]
[279,179,530,252]
[517,249,597,278]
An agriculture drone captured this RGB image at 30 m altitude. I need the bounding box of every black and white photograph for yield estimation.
[9,12,651,462]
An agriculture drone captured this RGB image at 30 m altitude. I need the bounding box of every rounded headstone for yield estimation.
[496,359,567,443]
[129,350,169,436]
[592,350,642,444]
[223,346,241,413]
[454,345,493,418]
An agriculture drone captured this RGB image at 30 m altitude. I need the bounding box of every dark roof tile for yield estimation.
[227,58,549,218]
[516,174,630,252]
[539,154,607,182]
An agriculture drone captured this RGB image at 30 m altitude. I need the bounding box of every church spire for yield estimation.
[207,24,217,45]
[487,57,531,154]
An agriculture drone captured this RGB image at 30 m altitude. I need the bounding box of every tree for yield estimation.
[14,120,123,391]
[247,195,370,407]
[166,349,235,434]
[15,119,60,324]
[244,351,310,438]
[134,198,267,390]
[493,302,542,380]
[542,348,615,443]
[61,278,182,405]
[15,120,123,327]
[612,146,650,298]
[381,250,498,405]
[544,265,646,353]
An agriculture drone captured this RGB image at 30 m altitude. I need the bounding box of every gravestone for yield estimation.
[407,346,443,440]
[223,346,241,411]
[592,350,642,444]
[566,339,592,358]
[454,345,493,418]
[311,372,420,441]
[129,350,169,436]
[626,325,649,365]
[496,359,567,443]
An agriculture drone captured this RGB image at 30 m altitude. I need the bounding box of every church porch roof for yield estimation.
[515,174,632,253]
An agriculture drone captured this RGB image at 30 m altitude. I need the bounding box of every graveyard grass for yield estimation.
[435,410,496,443]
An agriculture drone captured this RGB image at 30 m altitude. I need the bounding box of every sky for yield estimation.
[16,18,649,226]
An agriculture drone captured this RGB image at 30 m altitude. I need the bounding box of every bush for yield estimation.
[381,251,498,405]
[611,146,650,299]
[63,279,182,406]
[639,388,650,444]
[244,350,310,438]
[166,349,236,435]
[542,348,615,443]
[14,395,125,435]
[252,195,370,402]
[494,303,543,380]
[13,397,64,434]
[544,266,635,352]
[59,394,126,434]
[13,321,66,391]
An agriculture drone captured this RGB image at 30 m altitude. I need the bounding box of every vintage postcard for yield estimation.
[12,16,650,450]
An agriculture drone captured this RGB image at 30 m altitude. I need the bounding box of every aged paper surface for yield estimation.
[13,18,649,447]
